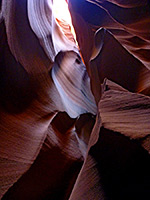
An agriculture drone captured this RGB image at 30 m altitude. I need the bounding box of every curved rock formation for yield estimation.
[0,0,150,199]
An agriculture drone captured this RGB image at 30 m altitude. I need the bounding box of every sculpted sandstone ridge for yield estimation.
[0,0,150,199]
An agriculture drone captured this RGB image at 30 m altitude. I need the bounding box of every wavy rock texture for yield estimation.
[99,80,150,140]
[67,1,150,200]
[68,0,150,101]
[69,0,150,68]
[51,50,97,118]
[0,0,150,199]
[0,0,84,198]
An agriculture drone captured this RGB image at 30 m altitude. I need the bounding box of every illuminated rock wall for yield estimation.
[0,0,150,199]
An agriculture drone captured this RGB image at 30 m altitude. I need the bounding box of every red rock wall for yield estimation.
[0,0,150,199]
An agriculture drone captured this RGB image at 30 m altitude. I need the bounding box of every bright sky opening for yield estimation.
[53,0,71,25]
[53,0,77,43]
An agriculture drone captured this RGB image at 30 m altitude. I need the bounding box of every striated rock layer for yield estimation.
[0,0,150,199]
